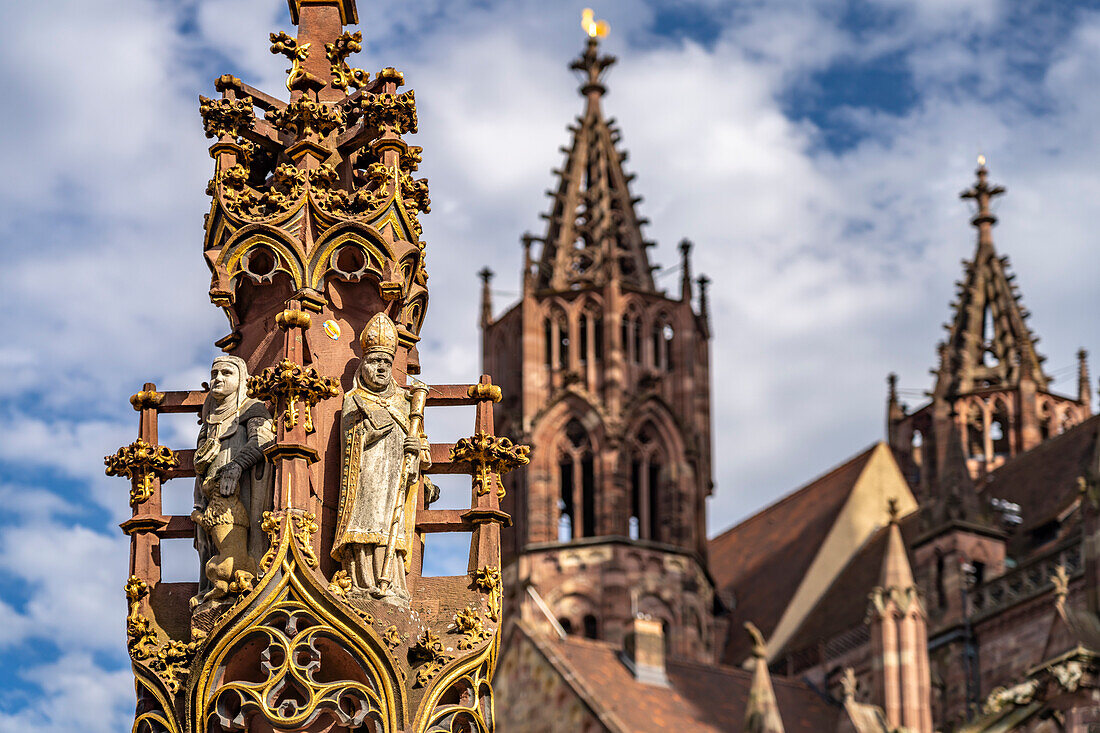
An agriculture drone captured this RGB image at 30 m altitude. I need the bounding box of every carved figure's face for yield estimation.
[210,362,239,400]
[362,351,393,392]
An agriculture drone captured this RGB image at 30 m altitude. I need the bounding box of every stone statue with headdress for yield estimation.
[333,312,432,602]
[190,355,275,609]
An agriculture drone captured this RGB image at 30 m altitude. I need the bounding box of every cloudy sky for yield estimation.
[1,0,1098,728]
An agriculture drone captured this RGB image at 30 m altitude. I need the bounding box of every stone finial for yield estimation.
[960,155,1005,230]
[679,238,694,302]
[479,267,494,328]
[572,10,614,98]
[697,274,711,320]
[744,622,785,733]
[1078,348,1091,406]
[840,667,858,703]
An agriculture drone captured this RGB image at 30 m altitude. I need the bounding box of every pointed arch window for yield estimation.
[546,306,570,371]
[581,304,604,368]
[583,614,599,640]
[628,421,667,542]
[579,312,589,366]
[558,418,597,539]
[621,310,642,365]
[593,313,604,363]
[651,314,675,371]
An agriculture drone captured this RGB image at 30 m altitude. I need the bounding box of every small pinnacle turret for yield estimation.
[1080,348,1092,406]
[479,267,494,329]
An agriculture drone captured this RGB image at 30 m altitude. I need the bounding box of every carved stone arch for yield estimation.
[307,222,393,291]
[626,400,687,461]
[623,400,689,545]
[989,394,1013,457]
[574,295,606,371]
[188,516,405,733]
[650,308,675,371]
[530,392,607,452]
[551,592,599,636]
[543,300,571,371]
[401,286,428,338]
[217,224,308,293]
[620,298,644,365]
[530,394,606,542]
[1037,394,1057,438]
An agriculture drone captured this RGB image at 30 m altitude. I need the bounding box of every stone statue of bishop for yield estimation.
[332,312,431,601]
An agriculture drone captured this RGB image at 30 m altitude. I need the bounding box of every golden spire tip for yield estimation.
[582,8,609,38]
[977,154,986,167]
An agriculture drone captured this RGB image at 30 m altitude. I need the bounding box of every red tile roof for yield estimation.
[517,624,841,732]
[708,446,878,663]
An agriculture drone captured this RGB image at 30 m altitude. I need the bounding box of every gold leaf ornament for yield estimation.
[247,359,340,433]
[105,440,180,507]
[451,432,531,499]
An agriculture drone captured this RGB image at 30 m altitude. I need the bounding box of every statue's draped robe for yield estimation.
[193,398,274,595]
[333,381,430,577]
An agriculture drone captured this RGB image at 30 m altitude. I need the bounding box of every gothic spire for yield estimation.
[531,13,656,293]
[937,158,1048,396]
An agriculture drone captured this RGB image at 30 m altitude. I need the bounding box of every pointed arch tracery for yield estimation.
[652,310,674,371]
[623,401,687,544]
[621,301,643,366]
[530,395,606,543]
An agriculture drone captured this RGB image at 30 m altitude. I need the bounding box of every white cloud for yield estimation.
[0,653,132,733]
[0,518,128,651]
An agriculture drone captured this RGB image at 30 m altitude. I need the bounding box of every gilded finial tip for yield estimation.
[582,8,609,38]
[977,154,986,167]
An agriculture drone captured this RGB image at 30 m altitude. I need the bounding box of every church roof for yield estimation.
[530,36,657,293]
[980,413,1100,557]
[508,622,840,732]
[710,448,874,660]
[780,512,920,662]
[709,443,917,664]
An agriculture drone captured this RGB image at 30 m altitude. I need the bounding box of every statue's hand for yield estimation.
[218,462,243,496]
[190,508,203,524]
[403,436,421,454]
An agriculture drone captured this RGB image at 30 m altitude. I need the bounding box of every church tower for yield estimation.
[890,159,1092,722]
[888,159,1092,500]
[481,18,717,663]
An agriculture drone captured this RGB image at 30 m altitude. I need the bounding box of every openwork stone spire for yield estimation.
[888,158,1091,496]
[941,158,1047,394]
[201,0,430,372]
[532,19,656,292]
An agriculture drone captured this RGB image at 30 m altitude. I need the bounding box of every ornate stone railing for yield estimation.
[969,542,1082,621]
[782,622,871,676]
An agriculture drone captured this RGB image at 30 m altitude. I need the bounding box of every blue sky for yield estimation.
[2,0,1099,728]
